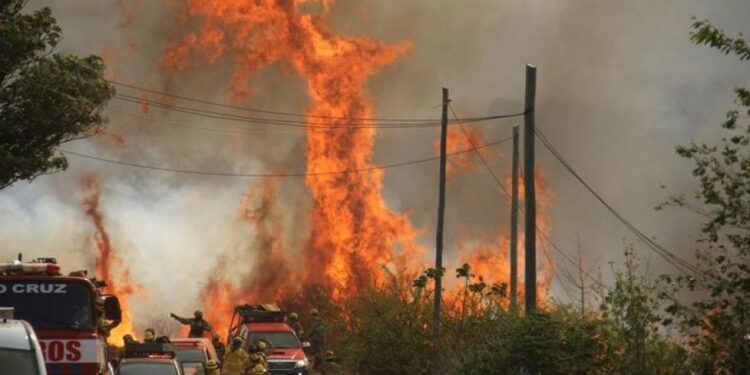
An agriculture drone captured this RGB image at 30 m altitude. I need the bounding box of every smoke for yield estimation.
[1,0,749,335]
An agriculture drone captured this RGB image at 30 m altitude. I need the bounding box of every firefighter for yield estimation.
[246,364,268,375]
[248,340,268,369]
[95,298,121,339]
[307,308,326,371]
[143,328,156,343]
[206,359,221,375]
[212,331,226,365]
[122,334,135,345]
[171,310,213,338]
[288,312,304,338]
[222,336,249,375]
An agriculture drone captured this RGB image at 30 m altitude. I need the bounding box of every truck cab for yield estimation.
[229,304,309,375]
[0,257,121,375]
[0,309,47,375]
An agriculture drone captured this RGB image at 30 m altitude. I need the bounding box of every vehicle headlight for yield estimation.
[295,358,309,368]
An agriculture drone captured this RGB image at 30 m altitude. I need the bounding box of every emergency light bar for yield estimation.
[123,342,177,359]
[0,260,61,275]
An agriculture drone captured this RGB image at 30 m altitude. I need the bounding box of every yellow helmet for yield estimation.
[257,341,267,350]
[206,360,219,370]
[144,329,155,341]
[289,312,299,320]
[252,364,267,374]
[310,308,319,316]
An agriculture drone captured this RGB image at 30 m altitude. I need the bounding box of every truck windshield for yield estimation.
[0,348,41,375]
[119,363,179,375]
[0,281,94,330]
[249,331,299,349]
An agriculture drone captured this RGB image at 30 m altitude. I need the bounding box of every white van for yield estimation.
[0,309,47,375]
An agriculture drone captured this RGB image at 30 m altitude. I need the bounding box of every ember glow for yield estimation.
[81,175,141,344]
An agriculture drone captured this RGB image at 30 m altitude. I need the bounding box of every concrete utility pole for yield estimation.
[524,65,537,313]
[510,125,520,309]
[434,87,449,340]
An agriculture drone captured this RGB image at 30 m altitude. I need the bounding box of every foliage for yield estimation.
[0,0,114,189]
[599,246,690,375]
[657,19,750,374]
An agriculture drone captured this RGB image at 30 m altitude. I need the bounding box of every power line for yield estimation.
[107,107,308,135]
[112,80,440,123]
[59,136,513,178]
[533,126,703,276]
[448,103,512,197]
[115,93,526,129]
[112,79,527,124]
[448,103,606,289]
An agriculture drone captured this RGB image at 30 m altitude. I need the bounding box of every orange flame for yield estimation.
[81,175,141,344]
[200,179,296,337]
[454,169,555,305]
[435,124,485,178]
[163,0,423,302]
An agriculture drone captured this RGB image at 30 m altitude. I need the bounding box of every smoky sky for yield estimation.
[2,0,749,324]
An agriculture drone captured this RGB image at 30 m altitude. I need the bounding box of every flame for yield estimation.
[163,0,423,302]
[200,179,295,337]
[81,175,141,345]
[454,169,555,306]
[435,123,485,178]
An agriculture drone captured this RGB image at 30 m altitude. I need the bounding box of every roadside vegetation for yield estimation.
[295,19,750,375]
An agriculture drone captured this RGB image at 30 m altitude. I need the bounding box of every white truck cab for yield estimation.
[0,307,47,375]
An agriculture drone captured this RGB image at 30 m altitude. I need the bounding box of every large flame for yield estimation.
[199,179,296,338]
[162,0,423,302]
[454,169,555,305]
[81,175,141,345]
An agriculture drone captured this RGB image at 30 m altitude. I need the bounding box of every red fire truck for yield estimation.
[0,256,122,375]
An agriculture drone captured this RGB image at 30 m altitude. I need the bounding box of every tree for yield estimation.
[659,19,750,374]
[599,246,689,375]
[0,0,114,189]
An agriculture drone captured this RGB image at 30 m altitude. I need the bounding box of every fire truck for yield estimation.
[228,304,310,375]
[0,256,122,375]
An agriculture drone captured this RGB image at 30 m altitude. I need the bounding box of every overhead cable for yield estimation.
[59,136,513,178]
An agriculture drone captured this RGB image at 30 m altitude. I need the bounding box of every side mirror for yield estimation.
[302,341,311,349]
[103,296,122,321]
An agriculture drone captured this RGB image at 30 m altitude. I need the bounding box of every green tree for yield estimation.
[659,19,750,374]
[599,246,689,375]
[0,0,114,189]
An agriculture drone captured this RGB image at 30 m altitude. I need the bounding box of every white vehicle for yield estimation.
[0,308,47,375]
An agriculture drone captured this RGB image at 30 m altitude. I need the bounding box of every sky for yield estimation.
[2,0,749,325]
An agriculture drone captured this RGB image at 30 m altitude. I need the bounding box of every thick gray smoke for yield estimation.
[1,0,748,332]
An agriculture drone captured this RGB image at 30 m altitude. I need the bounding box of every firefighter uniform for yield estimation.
[307,309,326,370]
[223,342,249,375]
[171,310,213,338]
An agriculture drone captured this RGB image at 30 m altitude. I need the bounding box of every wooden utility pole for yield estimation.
[434,87,449,340]
[510,125,520,309]
[524,65,537,313]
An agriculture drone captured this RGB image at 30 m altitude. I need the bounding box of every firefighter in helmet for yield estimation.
[288,312,304,338]
[247,364,268,375]
[307,308,326,371]
[222,336,249,375]
[248,340,268,369]
[171,310,213,338]
[212,331,226,365]
[206,359,220,375]
[95,297,121,339]
[143,328,156,343]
